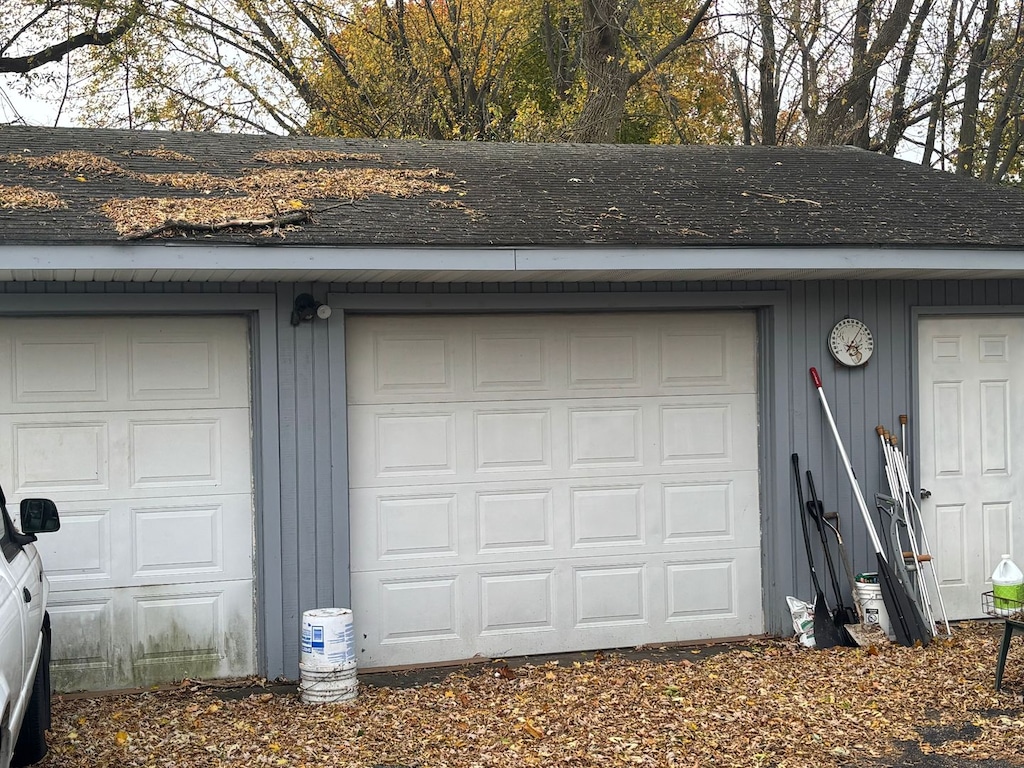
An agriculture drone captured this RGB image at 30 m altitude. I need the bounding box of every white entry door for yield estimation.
[918,317,1024,619]
[347,311,762,668]
[1,316,256,691]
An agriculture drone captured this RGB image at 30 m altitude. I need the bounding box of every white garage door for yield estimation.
[919,316,1024,620]
[4,316,255,691]
[347,311,762,668]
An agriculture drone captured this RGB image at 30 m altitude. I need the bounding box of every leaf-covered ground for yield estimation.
[39,622,1024,768]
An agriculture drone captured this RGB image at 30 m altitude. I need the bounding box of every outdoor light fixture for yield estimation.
[290,293,332,326]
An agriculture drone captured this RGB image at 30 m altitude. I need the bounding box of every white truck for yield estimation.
[0,489,59,768]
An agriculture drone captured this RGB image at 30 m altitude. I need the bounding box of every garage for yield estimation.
[346,311,762,668]
[918,316,1024,621]
[8,316,257,691]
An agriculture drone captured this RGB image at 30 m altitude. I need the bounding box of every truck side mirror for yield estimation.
[20,498,60,534]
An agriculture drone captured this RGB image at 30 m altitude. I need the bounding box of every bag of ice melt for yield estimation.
[787,595,816,648]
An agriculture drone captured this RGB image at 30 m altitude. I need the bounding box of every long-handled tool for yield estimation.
[811,505,860,626]
[806,469,859,629]
[792,453,843,649]
[889,425,952,635]
[810,367,931,647]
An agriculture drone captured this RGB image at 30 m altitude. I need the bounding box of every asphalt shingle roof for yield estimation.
[1,125,1022,248]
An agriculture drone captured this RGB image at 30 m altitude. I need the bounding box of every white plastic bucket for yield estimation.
[299,664,358,705]
[854,579,894,641]
[300,608,356,670]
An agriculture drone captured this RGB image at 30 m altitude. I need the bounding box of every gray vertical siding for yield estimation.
[4,277,1023,681]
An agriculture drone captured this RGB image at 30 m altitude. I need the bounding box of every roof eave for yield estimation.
[0,243,1021,283]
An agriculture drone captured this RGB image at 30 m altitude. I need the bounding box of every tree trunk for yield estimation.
[982,52,1024,181]
[808,0,915,144]
[757,0,778,145]
[921,0,964,166]
[883,0,933,155]
[849,0,873,148]
[956,0,998,175]
[570,0,634,142]
[541,3,575,101]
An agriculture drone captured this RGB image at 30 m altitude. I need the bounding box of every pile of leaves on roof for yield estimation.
[0,184,65,210]
[39,622,1024,768]
[1,149,467,239]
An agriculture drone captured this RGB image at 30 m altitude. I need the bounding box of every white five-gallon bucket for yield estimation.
[299,663,358,705]
[300,608,356,670]
[854,577,894,641]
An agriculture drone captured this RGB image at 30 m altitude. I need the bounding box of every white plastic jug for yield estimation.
[992,554,1024,615]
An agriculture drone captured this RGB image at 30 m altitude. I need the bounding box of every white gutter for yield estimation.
[1,244,1022,272]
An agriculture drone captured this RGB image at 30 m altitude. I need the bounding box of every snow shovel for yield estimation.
[792,452,842,649]
[805,469,859,630]
[809,367,931,648]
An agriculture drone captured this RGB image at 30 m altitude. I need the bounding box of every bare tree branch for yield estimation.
[0,0,143,73]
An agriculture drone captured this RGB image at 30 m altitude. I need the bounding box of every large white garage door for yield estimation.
[3,316,255,691]
[347,312,762,668]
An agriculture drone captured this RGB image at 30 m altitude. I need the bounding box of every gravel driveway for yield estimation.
[37,622,1024,768]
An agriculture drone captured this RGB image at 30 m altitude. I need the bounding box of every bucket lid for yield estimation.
[302,607,353,619]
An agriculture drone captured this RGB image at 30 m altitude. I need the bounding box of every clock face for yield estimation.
[829,318,874,367]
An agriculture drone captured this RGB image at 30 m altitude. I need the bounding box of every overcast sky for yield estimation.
[1,77,67,127]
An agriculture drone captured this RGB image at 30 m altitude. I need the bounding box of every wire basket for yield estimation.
[982,590,1024,620]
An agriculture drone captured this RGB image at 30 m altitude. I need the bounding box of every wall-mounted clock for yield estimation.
[829,317,874,367]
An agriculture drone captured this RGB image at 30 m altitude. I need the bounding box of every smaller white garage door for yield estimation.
[347,311,762,668]
[5,316,256,691]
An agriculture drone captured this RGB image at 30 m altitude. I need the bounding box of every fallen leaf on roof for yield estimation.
[252,150,384,164]
[100,196,308,237]
[122,148,196,162]
[4,150,128,176]
[0,184,65,209]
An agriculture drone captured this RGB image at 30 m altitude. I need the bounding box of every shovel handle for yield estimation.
[876,425,885,436]
[900,414,908,425]
[810,367,822,388]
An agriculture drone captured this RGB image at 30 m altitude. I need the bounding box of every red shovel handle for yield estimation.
[810,367,822,387]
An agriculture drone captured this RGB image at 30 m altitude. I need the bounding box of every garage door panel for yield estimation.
[351,479,759,574]
[662,472,759,548]
[128,496,253,583]
[345,325,456,401]
[4,408,252,499]
[39,502,113,585]
[574,564,647,627]
[352,548,762,667]
[36,495,253,589]
[1,317,250,412]
[347,312,756,405]
[377,573,463,644]
[11,419,110,494]
[47,578,254,690]
[658,397,757,469]
[128,410,251,490]
[479,569,555,635]
[477,488,555,554]
[14,333,109,404]
[350,395,756,488]
[349,312,761,668]
[474,331,549,392]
